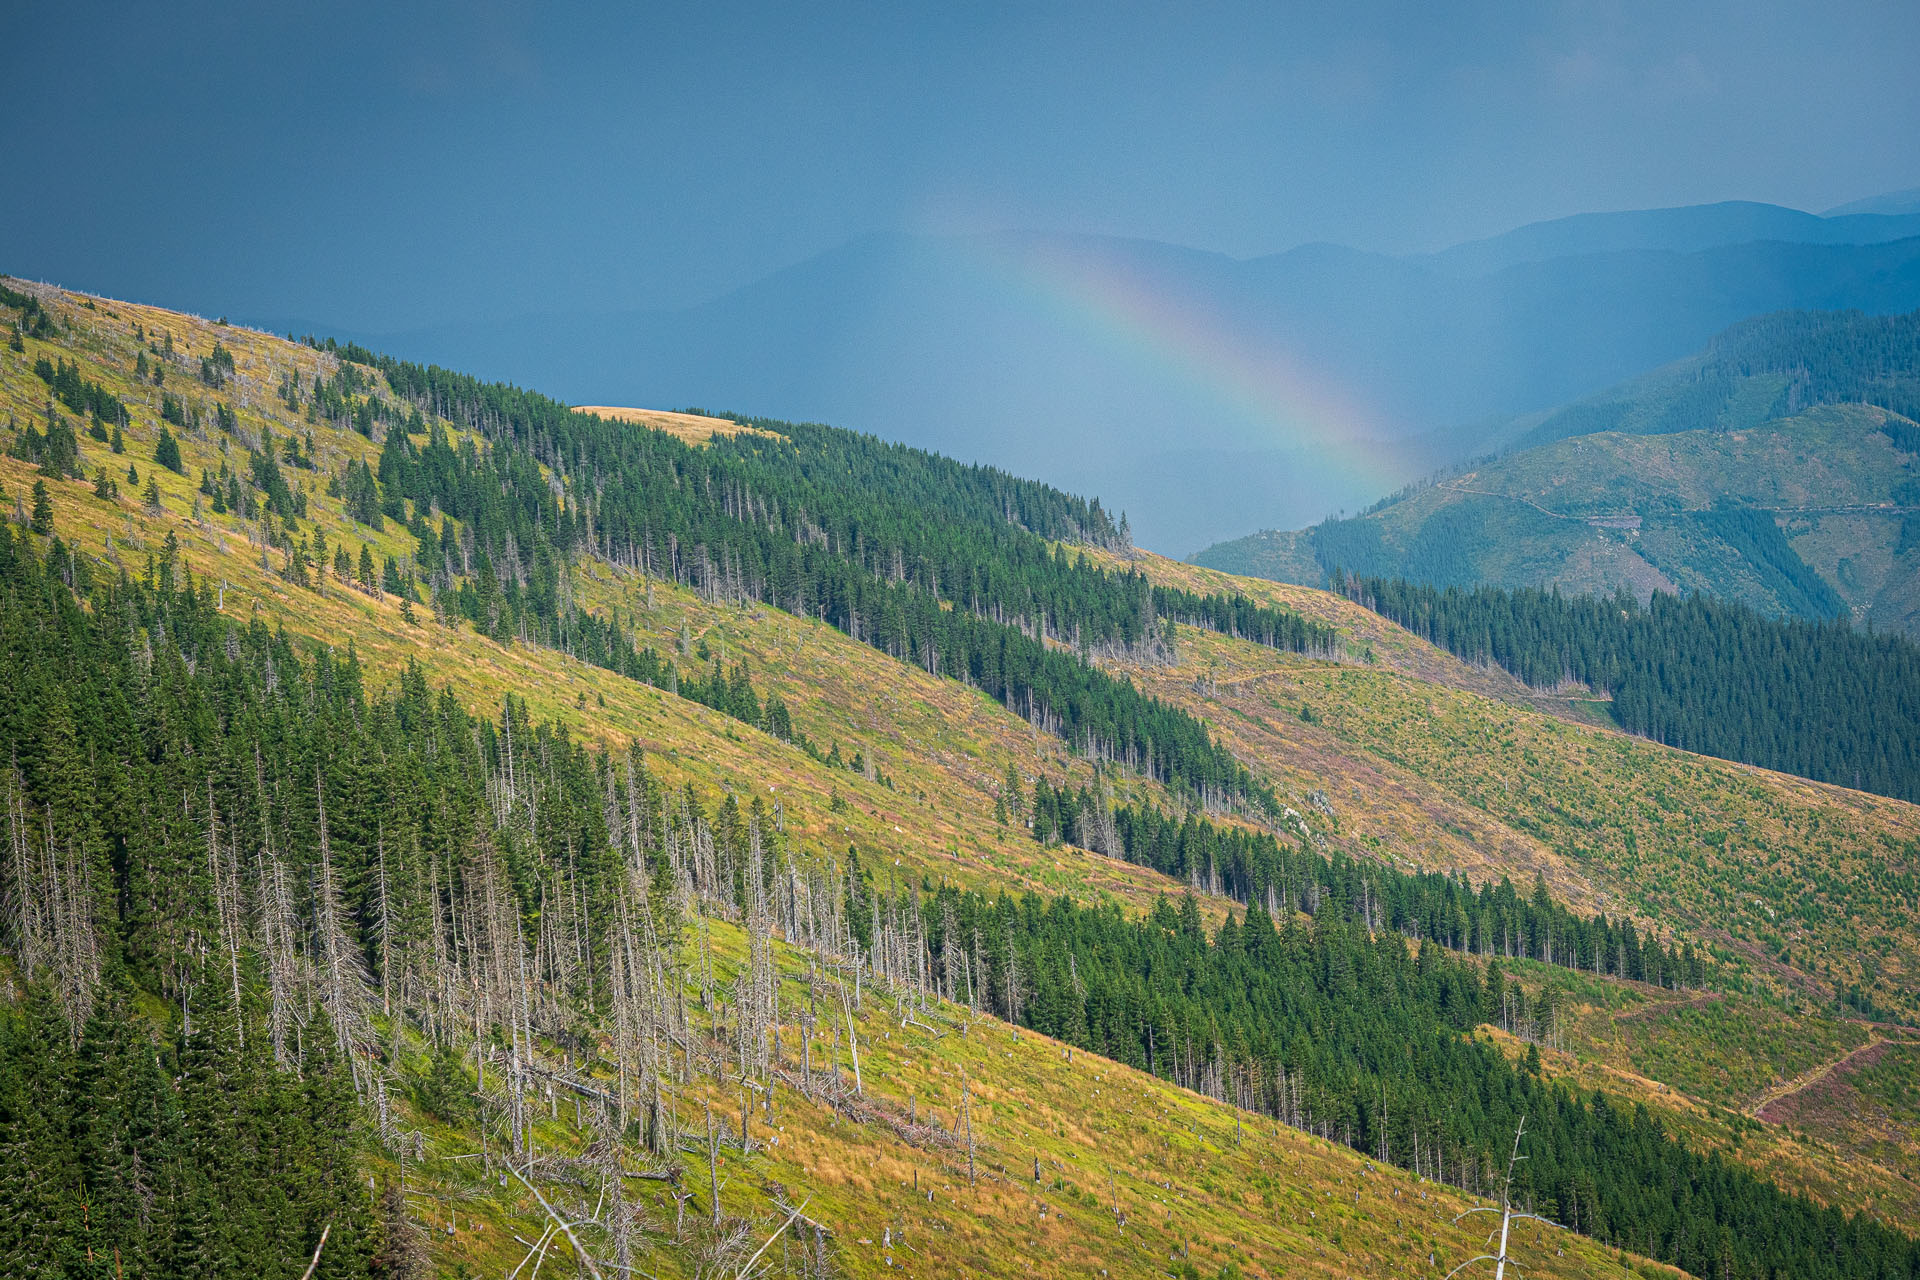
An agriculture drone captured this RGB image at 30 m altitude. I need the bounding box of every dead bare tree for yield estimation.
[732,1197,810,1280]
[961,1070,977,1187]
[836,978,863,1098]
[2,774,100,1043]
[298,1223,332,1280]
[314,771,375,1094]
[706,1102,724,1226]
[505,1161,607,1280]
[1444,1115,1565,1280]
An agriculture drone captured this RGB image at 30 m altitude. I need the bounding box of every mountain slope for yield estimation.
[1081,551,1920,1017]
[343,224,1920,554]
[4,279,1920,1278]
[1194,309,1920,636]
[1199,404,1920,632]
[1512,307,1920,450]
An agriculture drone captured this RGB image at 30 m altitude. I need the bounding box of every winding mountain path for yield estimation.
[1748,1032,1920,1121]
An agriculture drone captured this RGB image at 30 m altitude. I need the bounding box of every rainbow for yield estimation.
[964,233,1414,505]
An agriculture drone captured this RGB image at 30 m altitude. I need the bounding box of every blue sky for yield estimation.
[4,0,1918,331]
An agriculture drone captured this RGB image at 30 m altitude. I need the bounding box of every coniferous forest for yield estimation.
[1012,782,1705,988]
[10,2,1920,1270]
[319,339,1336,807]
[2,462,1917,1277]
[275,339,1920,809]
[3,291,1920,1278]
[1346,577,1920,801]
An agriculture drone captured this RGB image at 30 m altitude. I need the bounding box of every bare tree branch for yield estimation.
[299,1224,331,1280]
[733,1197,810,1279]
[506,1161,607,1280]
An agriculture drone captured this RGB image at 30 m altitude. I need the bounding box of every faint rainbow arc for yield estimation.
[966,236,1410,497]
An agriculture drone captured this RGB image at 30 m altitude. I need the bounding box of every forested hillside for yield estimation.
[1194,310,1920,638]
[1205,494,1920,805]
[3,278,1919,1278]
[1516,308,1920,448]
[1189,309,1920,799]
[3,529,1914,1280]
[315,335,1337,807]
[1345,577,1920,803]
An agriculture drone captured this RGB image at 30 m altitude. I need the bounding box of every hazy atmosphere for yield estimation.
[8,6,1920,1278]
[8,1,1920,549]
[8,1,1919,323]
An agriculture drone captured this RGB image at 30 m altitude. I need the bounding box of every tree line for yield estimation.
[1007,774,1705,988]
[1345,577,1920,802]
[300,338,1332,803]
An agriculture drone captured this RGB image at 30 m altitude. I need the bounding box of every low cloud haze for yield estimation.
[5,1,1916,331]
[5,1,1917,549]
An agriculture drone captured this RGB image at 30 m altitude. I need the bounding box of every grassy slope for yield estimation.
[1086,549,1920,1020]
[0,287,1207,920]
[1477,963,1920,1230]
[1189,524,1323,586]
[5,280,1915,1266]
[574,404,785,444]
[10,283,1662,1276]
[1460,404,1910,514]
[1071,550,1920,1227]
[1192,404,1920,633]
[396,918,1675,1280]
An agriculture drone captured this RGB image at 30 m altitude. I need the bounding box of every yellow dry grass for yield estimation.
[0,281,1206,924]
[399,915,1688,1280]
[1481,987,1920,1231]
[1074,570,1920,1020]
[574,404,784,445]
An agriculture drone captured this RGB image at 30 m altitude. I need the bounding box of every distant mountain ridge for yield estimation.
[1414,199,1920,276]
[1825,187,1920,218]
[1192,309,1920,636]
[287,201,1920,555]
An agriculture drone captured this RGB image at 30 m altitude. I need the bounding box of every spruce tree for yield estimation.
[30,479,53,534]
[154,426,183,474]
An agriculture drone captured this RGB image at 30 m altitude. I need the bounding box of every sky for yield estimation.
[3,0,1918,333]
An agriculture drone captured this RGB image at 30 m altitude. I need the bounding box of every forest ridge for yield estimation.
[1,278,1918,1279]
